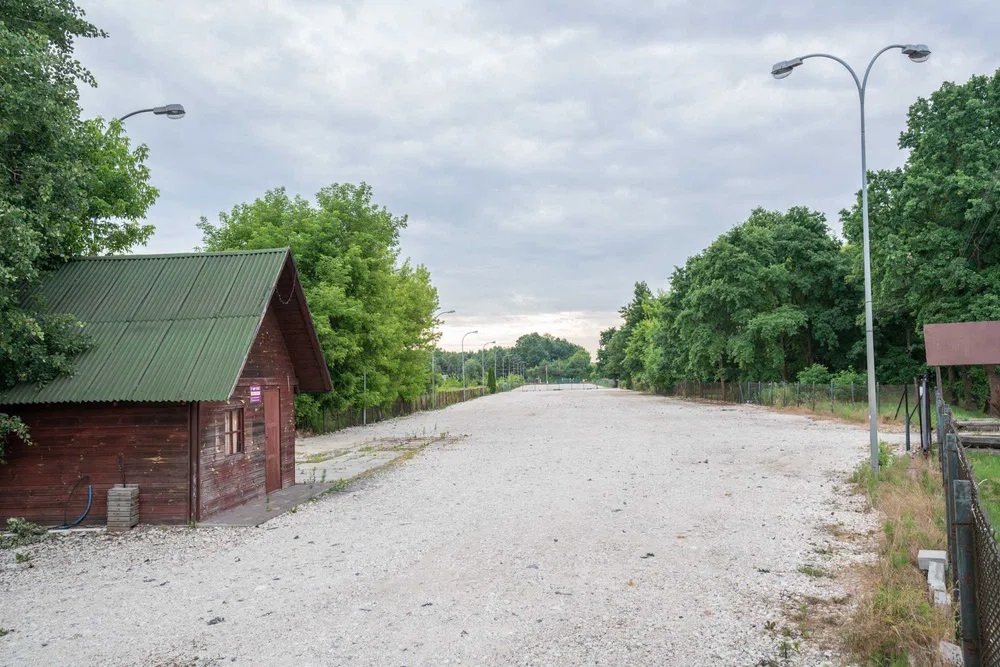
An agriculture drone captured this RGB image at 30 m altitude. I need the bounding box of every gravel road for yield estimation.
[0,387,883,666]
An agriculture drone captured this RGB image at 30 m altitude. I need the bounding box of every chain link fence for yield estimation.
[664,380,919,421]
[940,400,1000,664]
[305,386,489,434]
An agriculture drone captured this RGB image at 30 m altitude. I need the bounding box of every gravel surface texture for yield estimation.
[0,387,888,666]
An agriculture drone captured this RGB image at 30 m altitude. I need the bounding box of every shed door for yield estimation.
[264,389,281,493]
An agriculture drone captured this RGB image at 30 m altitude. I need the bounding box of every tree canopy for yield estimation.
[198,183,439,421]
[598,208,857,389]
[598,68,1000,414]
[1,0,158,457]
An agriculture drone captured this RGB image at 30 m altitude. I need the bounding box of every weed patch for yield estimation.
[843,449,951,665]
[797,565,831,578]
[0,518,48,550]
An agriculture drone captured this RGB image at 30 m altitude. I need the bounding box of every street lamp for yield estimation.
[771,43,931,474]
[118,104,187,122]
[481,341,496,385]
[461,330,478,401]
[430,309,455,408]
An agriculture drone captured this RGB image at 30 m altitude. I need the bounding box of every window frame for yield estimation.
[220,407,244,456]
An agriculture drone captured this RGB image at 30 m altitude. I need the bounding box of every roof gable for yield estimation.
[1,249,331,405]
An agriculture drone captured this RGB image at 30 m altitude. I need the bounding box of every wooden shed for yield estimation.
[0,249,331,525]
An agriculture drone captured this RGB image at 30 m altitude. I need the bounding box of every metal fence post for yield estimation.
[945,434,959,592]
[923,377,932,453]
[954,479,981,666]
[936,393,942,444]
[904,384,910,452]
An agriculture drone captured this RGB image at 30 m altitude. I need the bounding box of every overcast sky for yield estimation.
[74,1,999,354]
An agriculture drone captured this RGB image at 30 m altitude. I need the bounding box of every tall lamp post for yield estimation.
[118,104,186,122]
[461,330,478,401]
[771,43,931,474]
[430,308,454,408]
[481,341,496,386]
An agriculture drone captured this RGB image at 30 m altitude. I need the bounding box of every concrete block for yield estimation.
[928,560,946,592]
[107,484,139,531]
[939,640,962,665]
[918,549,946,571]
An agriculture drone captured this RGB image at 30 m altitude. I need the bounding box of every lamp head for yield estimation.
[771,57,803,80]
[902,44,931,63]
[153,103,186,119]
[440,309,455,315]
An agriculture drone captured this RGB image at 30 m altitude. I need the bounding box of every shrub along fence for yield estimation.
[304,387,488,435]
[664,380,923,420]
[937,397,1000,666]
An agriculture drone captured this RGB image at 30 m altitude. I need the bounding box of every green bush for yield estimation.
[797,363,831,385]
[832,369,867,387]
[1,518,48,550]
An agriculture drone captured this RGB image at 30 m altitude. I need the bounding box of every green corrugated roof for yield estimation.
[0,249,291,404]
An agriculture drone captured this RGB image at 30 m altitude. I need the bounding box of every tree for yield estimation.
[595,282,652,387]
[198,183,438,418]
[842,69,1000,411]
[597,208,859,392]
[1,1,158,458]
[487,367,497,394]
[672,208,856,383]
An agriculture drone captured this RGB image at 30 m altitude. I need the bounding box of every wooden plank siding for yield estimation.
[1,293,307,525]
[196,305,298,519]
[0,403,190,525]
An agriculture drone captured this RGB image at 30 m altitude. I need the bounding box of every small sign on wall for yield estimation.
[250,385,262,403]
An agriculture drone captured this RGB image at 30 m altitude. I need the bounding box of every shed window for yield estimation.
[220,408,244,455]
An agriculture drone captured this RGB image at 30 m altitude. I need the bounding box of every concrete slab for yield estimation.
[199,482,337,527]
[296,451,401,483]
[918,549,947,571]
[928,560,946,592]
[939,640,963,665]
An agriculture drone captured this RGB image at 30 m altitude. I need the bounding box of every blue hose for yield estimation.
[54,478,93,530]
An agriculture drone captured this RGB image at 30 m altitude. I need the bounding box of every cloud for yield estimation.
[72,1,1000,349]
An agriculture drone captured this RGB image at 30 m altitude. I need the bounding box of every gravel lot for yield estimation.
[0,387,886,666]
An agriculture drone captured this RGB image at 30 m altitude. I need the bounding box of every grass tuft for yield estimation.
[965,449,1000,531]
[798,565,831,579]
[843,449,952,665]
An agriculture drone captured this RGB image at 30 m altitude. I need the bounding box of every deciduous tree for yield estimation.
[1,1,157,458]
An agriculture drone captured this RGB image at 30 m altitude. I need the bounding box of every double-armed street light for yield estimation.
[430,309,455,407]
[118,104,187,122]
[771,43,931,474]
[461,330,478,401]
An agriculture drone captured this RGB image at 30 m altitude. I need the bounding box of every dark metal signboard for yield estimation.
[924,321,1000,367]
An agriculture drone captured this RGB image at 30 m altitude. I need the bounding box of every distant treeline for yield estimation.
[597,68,1000,415]
[435,332,592,384]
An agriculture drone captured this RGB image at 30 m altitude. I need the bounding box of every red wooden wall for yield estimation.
[1,299,303,526]
[0,403,190,525]
[196,305,298,519]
